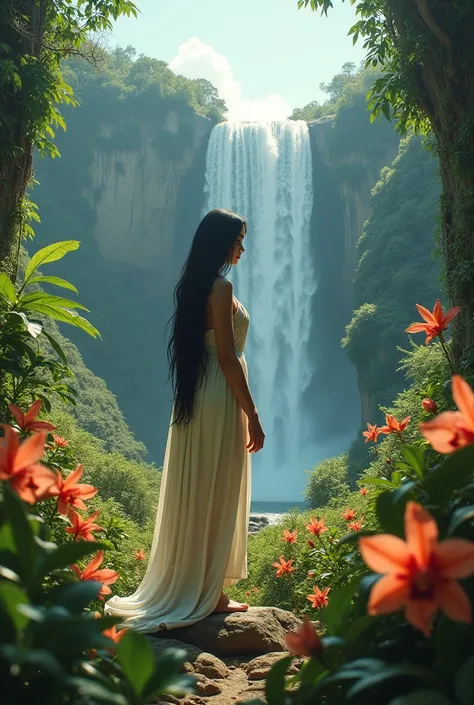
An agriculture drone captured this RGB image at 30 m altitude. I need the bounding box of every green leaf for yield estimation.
[118,629,156,697]
[400,444,426,481]
[42,330,68,365]
[376,482,416,537]
[4,486,37,583]
[448,506,474,535]
[53,580,102,613]
[142,648,192,698]
[455,656,474,705]
[19,292,88,311]
[344,615,375,645]
[347,664,437,698]
[425,446,474,505]
[363,477,396,489]
[24,241,80,284]
[15,302,100,338]
[0,272,16,304]
[390,690,453,705]
[63,677,127,704]
[0,582,30,632]
[265,655,293,705]
[28,275,78,293]
[35,541,102,584]
[324,576,362,636]
[0,645,64,676]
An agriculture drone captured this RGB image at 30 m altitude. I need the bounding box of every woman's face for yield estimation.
[230,224,246,266]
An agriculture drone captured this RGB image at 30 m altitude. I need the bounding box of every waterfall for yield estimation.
[203,121,315,501]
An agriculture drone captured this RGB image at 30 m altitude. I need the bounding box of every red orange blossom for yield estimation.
[285,616,323,658]
[53,464,98,515]
[0,427,57,503]
[359,501,474,636]
[66,509,103,541]
[272,556,296,578]
[420,375,474,453]
[380,414,411,435]
[71,550,119,599]
[363,423,380,443]
[306,517,328,536]
[8,400,57,433]
[281,529,298,544]
[307,585,330,609]
[406,299,461,345]
[341,509,357,521]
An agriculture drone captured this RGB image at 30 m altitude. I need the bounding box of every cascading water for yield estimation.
[203,121,316,501]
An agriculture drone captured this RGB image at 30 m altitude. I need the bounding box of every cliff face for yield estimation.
[304,116,398,438]
[34,108,213,461]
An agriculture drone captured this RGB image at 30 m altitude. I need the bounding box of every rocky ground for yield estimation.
[149,607,304,705]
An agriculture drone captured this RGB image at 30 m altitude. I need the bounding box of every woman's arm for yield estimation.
[210,278,265,453]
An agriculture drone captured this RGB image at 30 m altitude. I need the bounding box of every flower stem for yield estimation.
[439,333,457,375]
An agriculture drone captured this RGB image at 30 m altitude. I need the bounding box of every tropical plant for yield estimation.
[298,0,474,369]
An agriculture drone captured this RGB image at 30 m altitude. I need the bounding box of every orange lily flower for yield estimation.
[360,487,368,496]
[71,550,119,599]
[420,376,474,453]
[135,549,145,561]
[66,509,104,541]
[306,517,328,536]
[348,520,363,532]
[281,529,298,544]
[0,426,57,504]
[307,585,330,609]
[362,423,380,443]
[272,556,296,578]
[359,501,474,637]
[8,400,57,433]
[406,299,461,345]
[285,616,323,658]
[53,464,98,515]
[379,414,411,435]
[253,587,259,593]
[103,624,128,645]
[341,509,356,521]
[53,435,70,448]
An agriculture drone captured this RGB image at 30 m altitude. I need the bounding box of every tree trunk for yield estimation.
[0,1,47,275]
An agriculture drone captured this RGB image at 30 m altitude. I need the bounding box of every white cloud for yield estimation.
[169,37,291,122]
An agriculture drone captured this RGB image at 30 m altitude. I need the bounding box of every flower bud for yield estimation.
[422,398,438,414]
[307,539,315,548]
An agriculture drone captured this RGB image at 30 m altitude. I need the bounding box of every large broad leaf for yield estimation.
[62,677,127,705]
[390,690,453,705]
[141,647,191,699]
[35,541,103,584]
[0,644,64,677]
[425,446,474,505]
[0,582,30,633]
[324,576,362,636]
[16,302,100,338]
[362,477,397,489]
[19,292,89,311]
[53,581,102,613]
[0,272,16,304]
[264,655,293,705]
[4,486,37,584]
[455,655,474,705]
[376,482,416,537]
[27,275,78,293]
[448,506,474,535]
[347,664,438,698]
[42,330,68,365]
[118,629,156,697]
[24,241,80,284]
[400,444,426,481]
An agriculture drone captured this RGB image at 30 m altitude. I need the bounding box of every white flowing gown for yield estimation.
[105,300,251,631]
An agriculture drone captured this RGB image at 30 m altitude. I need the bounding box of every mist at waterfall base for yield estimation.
[204,120,356,502]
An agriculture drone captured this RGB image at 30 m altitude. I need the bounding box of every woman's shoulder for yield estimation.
[212,276,233,296]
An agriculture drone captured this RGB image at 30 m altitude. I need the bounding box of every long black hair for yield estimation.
[168,209,247,425]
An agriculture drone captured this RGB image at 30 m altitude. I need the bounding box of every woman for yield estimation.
[105,209,265,631]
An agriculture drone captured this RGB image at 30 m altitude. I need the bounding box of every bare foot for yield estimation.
[213,592,249,613]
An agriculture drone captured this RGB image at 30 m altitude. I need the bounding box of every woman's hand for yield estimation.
[247,413,265,453]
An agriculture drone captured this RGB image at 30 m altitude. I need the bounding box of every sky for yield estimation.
[110,0,366,121]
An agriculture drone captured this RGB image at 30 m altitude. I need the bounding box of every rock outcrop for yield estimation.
[150,607,304,705]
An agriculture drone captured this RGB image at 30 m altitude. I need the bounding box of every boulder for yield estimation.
[148,637,228,678]
[194,674,222,696]
[152,607,301,656]
[245,652,304,680]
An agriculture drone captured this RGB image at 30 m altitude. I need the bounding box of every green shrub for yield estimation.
[305,453,350,508]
